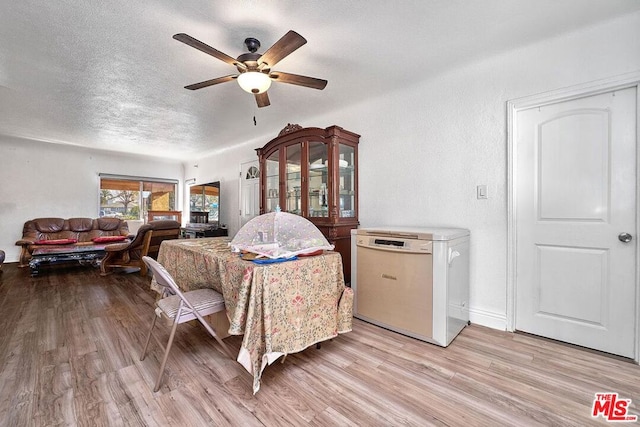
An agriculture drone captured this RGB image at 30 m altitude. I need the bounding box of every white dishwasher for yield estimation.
[351,227,470,347]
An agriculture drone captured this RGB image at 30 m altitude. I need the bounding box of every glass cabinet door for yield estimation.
[285,143,302,215]
[338,143,356,218]
[307,140,329,218]
[265,151,280,213]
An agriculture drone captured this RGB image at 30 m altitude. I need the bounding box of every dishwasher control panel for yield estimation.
[355,235,432,254]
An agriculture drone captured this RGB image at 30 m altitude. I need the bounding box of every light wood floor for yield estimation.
[0,263,638,426]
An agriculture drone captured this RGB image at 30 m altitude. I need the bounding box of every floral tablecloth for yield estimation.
[153,237,353,393]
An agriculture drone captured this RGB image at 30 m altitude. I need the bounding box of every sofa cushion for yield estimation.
[34,238,78,245]
[97,217,127,231]
[68,217,94,232]
[34,218,66,233]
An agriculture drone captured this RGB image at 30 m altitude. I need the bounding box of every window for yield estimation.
[245,165,259,180]
[99,175,178,222]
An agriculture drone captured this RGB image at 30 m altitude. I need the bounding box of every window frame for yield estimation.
[98,174,179,222]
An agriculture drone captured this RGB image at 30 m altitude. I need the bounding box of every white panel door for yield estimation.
[516,87,637,358]
[240,160,260,227]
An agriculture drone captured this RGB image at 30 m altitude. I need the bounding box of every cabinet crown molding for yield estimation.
[278,123,303,136]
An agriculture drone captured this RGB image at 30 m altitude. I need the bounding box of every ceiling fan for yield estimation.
[173,30,327,108]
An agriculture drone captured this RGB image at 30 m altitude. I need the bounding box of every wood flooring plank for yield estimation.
[308,406,362,427]
[301,353,454,426]
[33,353,76,426]
[223,373,311,426]
[102,370,148,427]
[448,368,592,426]
[155,389,215,426]
[254,361,328,423]
[530,353,640,400]
[90,316,139,372]
[285,353,419,426]
[70,350,111,426]
[346,354,523,427]
[180,379,264,426]
[88,373,133,427]
[3,330,39,427]
[38,306,65,352]
[453,332,536,364]
[117,364,173,426]
[64,312,98,358]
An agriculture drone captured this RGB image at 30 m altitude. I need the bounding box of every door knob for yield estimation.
[619,232,633,243]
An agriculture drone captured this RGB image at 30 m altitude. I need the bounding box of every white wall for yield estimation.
[0,136,184,262]
[184,12,640,329]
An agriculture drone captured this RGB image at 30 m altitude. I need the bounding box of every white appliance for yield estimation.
[351,227,470,347]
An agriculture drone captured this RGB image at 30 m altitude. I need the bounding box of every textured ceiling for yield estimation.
[1,0,639,160]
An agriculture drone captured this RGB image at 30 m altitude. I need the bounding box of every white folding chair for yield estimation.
[140,256,233,392]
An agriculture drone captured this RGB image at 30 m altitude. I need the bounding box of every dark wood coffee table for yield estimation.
[29,244,110,276]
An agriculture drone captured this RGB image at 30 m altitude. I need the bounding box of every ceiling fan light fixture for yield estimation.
[237,71,271,94]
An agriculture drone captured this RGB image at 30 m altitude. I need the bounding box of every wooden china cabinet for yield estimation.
[256,124,360,283]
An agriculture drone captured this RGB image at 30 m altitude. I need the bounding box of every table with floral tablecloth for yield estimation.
[153,237,353,393]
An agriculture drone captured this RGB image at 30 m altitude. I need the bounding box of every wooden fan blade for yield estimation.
[184,75,236,90]
[255,92,270,108]
[173,33,246,70]
[258,31,306,68]
[269,72,327,90]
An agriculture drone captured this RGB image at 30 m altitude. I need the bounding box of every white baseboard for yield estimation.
[469,307,507,331]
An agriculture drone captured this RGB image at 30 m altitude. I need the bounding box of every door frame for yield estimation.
[506,71,640,362]
[238,159,260,228]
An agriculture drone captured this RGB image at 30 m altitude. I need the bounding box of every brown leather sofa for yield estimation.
[15,217,130,267]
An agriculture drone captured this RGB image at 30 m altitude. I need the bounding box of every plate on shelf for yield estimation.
[318,160,349,168]
[309,163,326,170]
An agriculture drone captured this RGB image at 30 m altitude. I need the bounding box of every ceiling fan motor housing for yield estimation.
[236,52,261,70]
[244,37,261,53]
